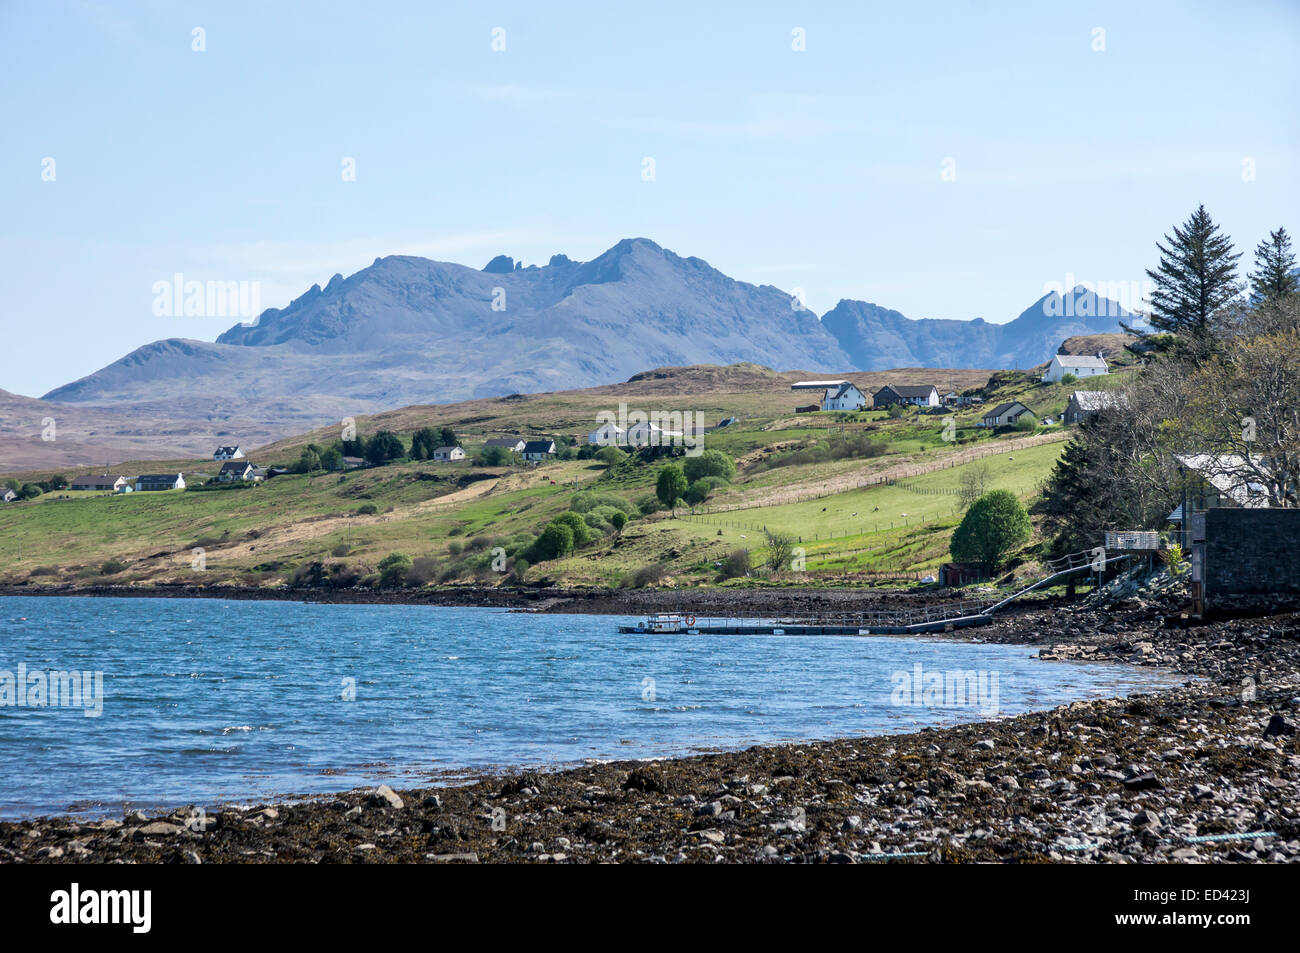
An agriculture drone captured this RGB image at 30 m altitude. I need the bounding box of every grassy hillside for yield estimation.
[0,357,1126,593]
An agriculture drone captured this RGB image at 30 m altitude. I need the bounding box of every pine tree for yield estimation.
[1249,227,1299,304]
[1144,204,1241,343]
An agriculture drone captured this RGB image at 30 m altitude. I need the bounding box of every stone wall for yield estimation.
[1195,508,1300,608]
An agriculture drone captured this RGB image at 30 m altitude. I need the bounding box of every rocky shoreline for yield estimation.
[0,581,968,615]
[2,594,1297,864]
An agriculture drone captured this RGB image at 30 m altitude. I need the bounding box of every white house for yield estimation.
[625,421,683,447]
[522,440,556,462]
[483,437,526,453]
[136,473,186,491]
[982,401,1034,428]
[70,474,130,492]
[1,489,16,503]
[433,445,466,461]
[213,446,245,461]
[587,422,626,446]
[1042,353,1108,382]
[791,380,867,412]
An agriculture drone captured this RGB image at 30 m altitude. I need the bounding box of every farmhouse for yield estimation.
[70,474,129,492]
[135,473,185,491]
[587,422,626,446]
[873,384,940,409]
[1065,390,1129,424]
[1170,454,1272,516]
[982,401,1034,428]
[791,380,867,411]
[626,421,683,447]
[521,440,556,461]
[433,445,466,462]
[483,437,526,453]
[1042,353,1108,382]
[213,446,245,460]
[217,461,262,482]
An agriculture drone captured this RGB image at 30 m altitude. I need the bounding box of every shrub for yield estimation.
[509,557,529,583]
[635,493,663,515]
[717,549,751,581]
[595,446,628,466]
[570,491,634,515]
[887,403,905,419]
[447,540,463,556]
[632,562,670,588]
[478,445,512,466]
[331,542,351,557]
[406,556,438,586]
[1060,372,1078,384]
[950,490,1031,572]
[355,503,379,515]
[1014,415,1038,433]
[655,464,688,510]
[549,512,594,546]
[763,529,796,571]
[533,523,574,560]
[377,552,413,588]
[609,510,627,534]
[685,476,727,505]
[682,449,736,484]
[99,560,128,575]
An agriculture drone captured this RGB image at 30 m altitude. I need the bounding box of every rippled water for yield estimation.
[0,596,1179,817]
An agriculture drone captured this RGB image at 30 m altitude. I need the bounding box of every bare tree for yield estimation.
[763,529,795,571]
[958,463,991,509]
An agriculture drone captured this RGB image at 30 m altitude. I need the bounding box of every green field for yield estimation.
[0,362,1095,591]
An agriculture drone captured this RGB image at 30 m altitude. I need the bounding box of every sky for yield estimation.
[1,0,1297,398]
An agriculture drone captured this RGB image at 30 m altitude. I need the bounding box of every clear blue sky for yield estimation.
[2,0,1297,397]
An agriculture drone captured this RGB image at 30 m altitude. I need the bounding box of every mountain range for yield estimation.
[21,237,1134,467]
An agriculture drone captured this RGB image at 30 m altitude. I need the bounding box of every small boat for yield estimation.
[618,612,694,634]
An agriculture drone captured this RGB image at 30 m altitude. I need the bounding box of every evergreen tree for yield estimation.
[1249,226,1299,304]
[409,427,439,460]
[1144,204,1241,344]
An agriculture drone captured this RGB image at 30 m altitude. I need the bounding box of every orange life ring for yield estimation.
[685,615,696,627]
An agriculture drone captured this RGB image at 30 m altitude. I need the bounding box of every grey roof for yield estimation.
[434,445,462,453]
[137,473,182,482]
[483,437,523,448]
[522,440,555,454]
[218,460,254,473]
[986,401,1030,418]
[878,384,937,398]
[72,475,125,488]
[1070,390,1128,412]
[1054,354,1108,367]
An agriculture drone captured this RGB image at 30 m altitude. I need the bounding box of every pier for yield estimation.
[624,548,1136,637]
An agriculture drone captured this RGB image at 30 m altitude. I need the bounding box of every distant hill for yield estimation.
[25,240,1136,470]
[822,286,1136,372]
[45,239,852,417]
[0,388,285,473]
